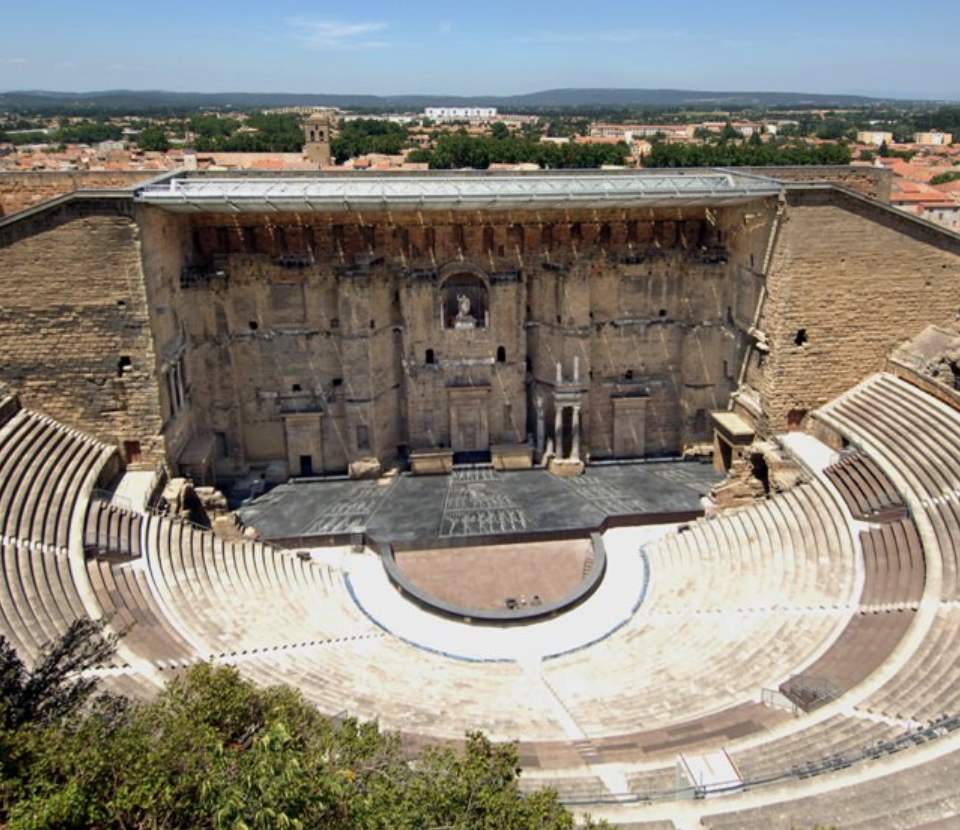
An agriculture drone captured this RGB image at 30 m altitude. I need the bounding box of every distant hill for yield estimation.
[0,87,929,113]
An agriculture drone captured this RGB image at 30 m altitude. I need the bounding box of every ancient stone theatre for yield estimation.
[3,163,960,826]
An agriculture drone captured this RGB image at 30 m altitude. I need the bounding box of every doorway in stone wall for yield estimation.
[561,407,574,458]
[786,408,808,431]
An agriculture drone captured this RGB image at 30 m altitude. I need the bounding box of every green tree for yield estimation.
[331,118,408,163]
[719,122,740,142]
[136,126,170,152]
[490,121,510,140]
[52,121,123,144]
[1,648,603,830]
[0,619,117,731]
[931,171,960,186]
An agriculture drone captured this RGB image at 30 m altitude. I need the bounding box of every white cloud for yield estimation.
[514,28,702,45]
[2,57,28,65]
[286,18,390,50]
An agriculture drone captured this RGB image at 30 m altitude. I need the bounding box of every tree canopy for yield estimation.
[331,118,409,163]
[643,140,851,167]
[189,113,304,152]
[0,626,605,830]
[410,132,628,169]
[135,126,170,152]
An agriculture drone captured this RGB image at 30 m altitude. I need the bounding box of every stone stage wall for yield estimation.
[1,174,958,479]
[153,202,764,475]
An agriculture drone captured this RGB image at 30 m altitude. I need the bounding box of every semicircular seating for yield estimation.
[4,368,960,828]
[0,404,117,665]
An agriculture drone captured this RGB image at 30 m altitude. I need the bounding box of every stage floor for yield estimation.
[238,460,721,545]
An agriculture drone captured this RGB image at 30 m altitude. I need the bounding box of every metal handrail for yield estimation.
[556,714,960,806]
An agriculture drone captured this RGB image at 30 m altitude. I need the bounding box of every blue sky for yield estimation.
[1,0,957,99]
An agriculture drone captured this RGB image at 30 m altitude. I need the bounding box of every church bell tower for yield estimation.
[303,111,333,168]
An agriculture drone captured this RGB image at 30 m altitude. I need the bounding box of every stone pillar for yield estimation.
[554,405,565,459]
[571,404,581,462]
[573,355,580,383]
[556,361,563,384]
[535,397,545,457]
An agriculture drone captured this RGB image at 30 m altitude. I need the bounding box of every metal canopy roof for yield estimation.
[134,171,781,213]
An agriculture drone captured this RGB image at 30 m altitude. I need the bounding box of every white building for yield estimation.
[857,130,894,146]
[913,131,953,146]
[424,107,498,122]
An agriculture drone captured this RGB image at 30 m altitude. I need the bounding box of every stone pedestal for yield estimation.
[548,457,585,477]
[349,457,382,479]
[410,448,454,475]
[491,443,533,471]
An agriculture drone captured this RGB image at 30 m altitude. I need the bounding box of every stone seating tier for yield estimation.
[0,408,115,664]
[700,745,960,829]
[824,451,908,522]
[85,498,144,559]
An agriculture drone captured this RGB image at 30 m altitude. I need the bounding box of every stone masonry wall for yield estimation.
[160,204,756,474]
[0,210,166,467]
[756,189,960,433]
[737,166,893,203]
[0,171,155,217]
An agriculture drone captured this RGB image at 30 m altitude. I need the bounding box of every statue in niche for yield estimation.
[454,293,476,329]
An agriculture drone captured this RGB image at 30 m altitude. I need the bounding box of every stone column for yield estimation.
[554,405,565,459]
[571,404,581,462]
[535,397,545,457]
[556,361,563,385]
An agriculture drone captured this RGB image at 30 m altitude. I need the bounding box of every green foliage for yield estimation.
[1,119,125,146]
[643,139,851,167]
[190,114,241,140]
[931,171,960,186]
[415,132,628,169]
[490,121,510,140]
[719,122,740,142]
[913,106,960,137]
[53,121,122,144]
[878,141,917,161]
[1,640,602,830]
[859,150,875,161]
[543,117,590,138]
[0,618,117,731]
[136,126,170,152]
[815,118,854,141]
[331,118,408,163]
[190,112,303,152]
[0,131,50,145]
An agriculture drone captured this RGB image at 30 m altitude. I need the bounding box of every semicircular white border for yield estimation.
[342,524,679,661]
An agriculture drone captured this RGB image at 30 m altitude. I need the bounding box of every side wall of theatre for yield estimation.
[748,189,960,434]
[0,170,156,217]
[0,204,166,467]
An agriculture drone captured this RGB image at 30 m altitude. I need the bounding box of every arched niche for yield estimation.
[440,266,489,330]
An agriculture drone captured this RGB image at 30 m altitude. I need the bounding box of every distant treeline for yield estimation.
[407,132,629,169]
[0,121,122,146]
[189,113,303,152]
[644,141,852,167]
